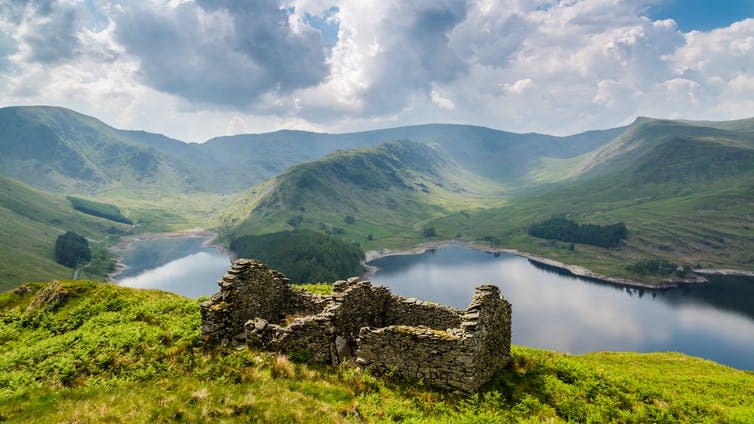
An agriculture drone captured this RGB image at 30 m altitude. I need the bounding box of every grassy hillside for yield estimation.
[0,177,127,290]
[205,124,623,186]
[3,106,754,287]
[0,280,752,423]
[0,106,621,197]
[431,118,754,280]
[221,140,506,249]
[0,106,197,193]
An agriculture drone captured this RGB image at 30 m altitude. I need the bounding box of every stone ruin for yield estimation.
[200,258,512,392]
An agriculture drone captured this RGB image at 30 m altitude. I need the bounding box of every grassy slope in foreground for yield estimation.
[1,280,752,423]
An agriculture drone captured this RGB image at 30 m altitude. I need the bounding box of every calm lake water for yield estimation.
[367,244,754,370]
[114,236,230,298]
[114,237,754,370]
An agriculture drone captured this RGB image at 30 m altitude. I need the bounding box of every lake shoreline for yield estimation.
[107,230,232,281]
[363,240,717,290]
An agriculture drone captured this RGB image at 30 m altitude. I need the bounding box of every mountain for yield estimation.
[575,117,754,186]
[0,176,131,290]
[220,140,505,248]
[3,105,754,283]
[431,117,754,278]
[204,124,624,187]
[0,106,202,193]
[0,106,623,196]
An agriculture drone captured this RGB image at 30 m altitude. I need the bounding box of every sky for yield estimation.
[0,0,753,142]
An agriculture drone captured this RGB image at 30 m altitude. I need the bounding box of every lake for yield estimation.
[114,237,754,370]
[367,244,754,370]
[113,236,231,299]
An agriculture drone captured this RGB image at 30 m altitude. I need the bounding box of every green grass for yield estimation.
[1,280,752,423]
[0,177,129,291]
[220,140,506,250]
[428,179,754,282]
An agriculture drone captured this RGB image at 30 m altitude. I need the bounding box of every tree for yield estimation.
[423,226,436,237]
[229,230,364,283]
[55,231,91,268]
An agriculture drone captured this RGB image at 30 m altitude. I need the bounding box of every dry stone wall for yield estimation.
[385,296,462,329]
[200,259,326,345]
[200,259,512,391]
[356,285,511,392]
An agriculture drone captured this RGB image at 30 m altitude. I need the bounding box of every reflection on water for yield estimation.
[367,244,754,370]
[114,237,230,298]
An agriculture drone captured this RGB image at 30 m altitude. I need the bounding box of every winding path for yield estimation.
[73,260,92,280]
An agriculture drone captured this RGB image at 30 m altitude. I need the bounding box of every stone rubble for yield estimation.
[201,259,512,392]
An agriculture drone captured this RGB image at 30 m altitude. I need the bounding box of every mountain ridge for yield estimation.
[221,140,506,248]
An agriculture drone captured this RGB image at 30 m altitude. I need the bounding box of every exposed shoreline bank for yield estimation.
[107,230,232,281]
[361,240,745,290]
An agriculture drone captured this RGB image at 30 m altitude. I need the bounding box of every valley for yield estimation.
[2,106,754,290]
[2,106,754,423]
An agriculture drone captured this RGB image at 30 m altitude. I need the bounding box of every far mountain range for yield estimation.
[1,105,753,289]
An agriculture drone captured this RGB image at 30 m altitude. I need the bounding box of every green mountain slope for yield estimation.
[222,140,506,248]
[432,118,754,280]
[1,280,752,422]
[0,106,198,193]
[204,124,624,186]
[1,106,622,197]
[0,176,129,290]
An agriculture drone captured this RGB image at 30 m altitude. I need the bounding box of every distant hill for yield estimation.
[221,140,506,248]
[432,117,754,279]
[204,124,624,186]
[0,176,128,289]
[0,106,201,193]
[0,106,624,196]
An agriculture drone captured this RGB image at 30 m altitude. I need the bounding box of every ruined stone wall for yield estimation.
[331,279,392,344]
[385,296,462,329]
[356,325,474,390]
[466,285,512,385]
[355,285,511,392]
[201,259,512,392]
[250,314,335,363]
[200,259,326,345]
[247,277,392,365]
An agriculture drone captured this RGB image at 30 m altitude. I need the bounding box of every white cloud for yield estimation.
[430,88,455,110]
[0,1,753,140]
[502,78,535,95]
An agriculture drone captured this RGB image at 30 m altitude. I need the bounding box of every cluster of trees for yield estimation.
[55,231,91,267]
[481,235,501,246]
[229,230,364,283]
[67,196,133,224]
[528,217,627,248]
[627,259,691,277]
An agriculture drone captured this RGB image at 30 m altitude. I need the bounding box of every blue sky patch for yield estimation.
[305,7,340,54]
[646,0,754,32]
